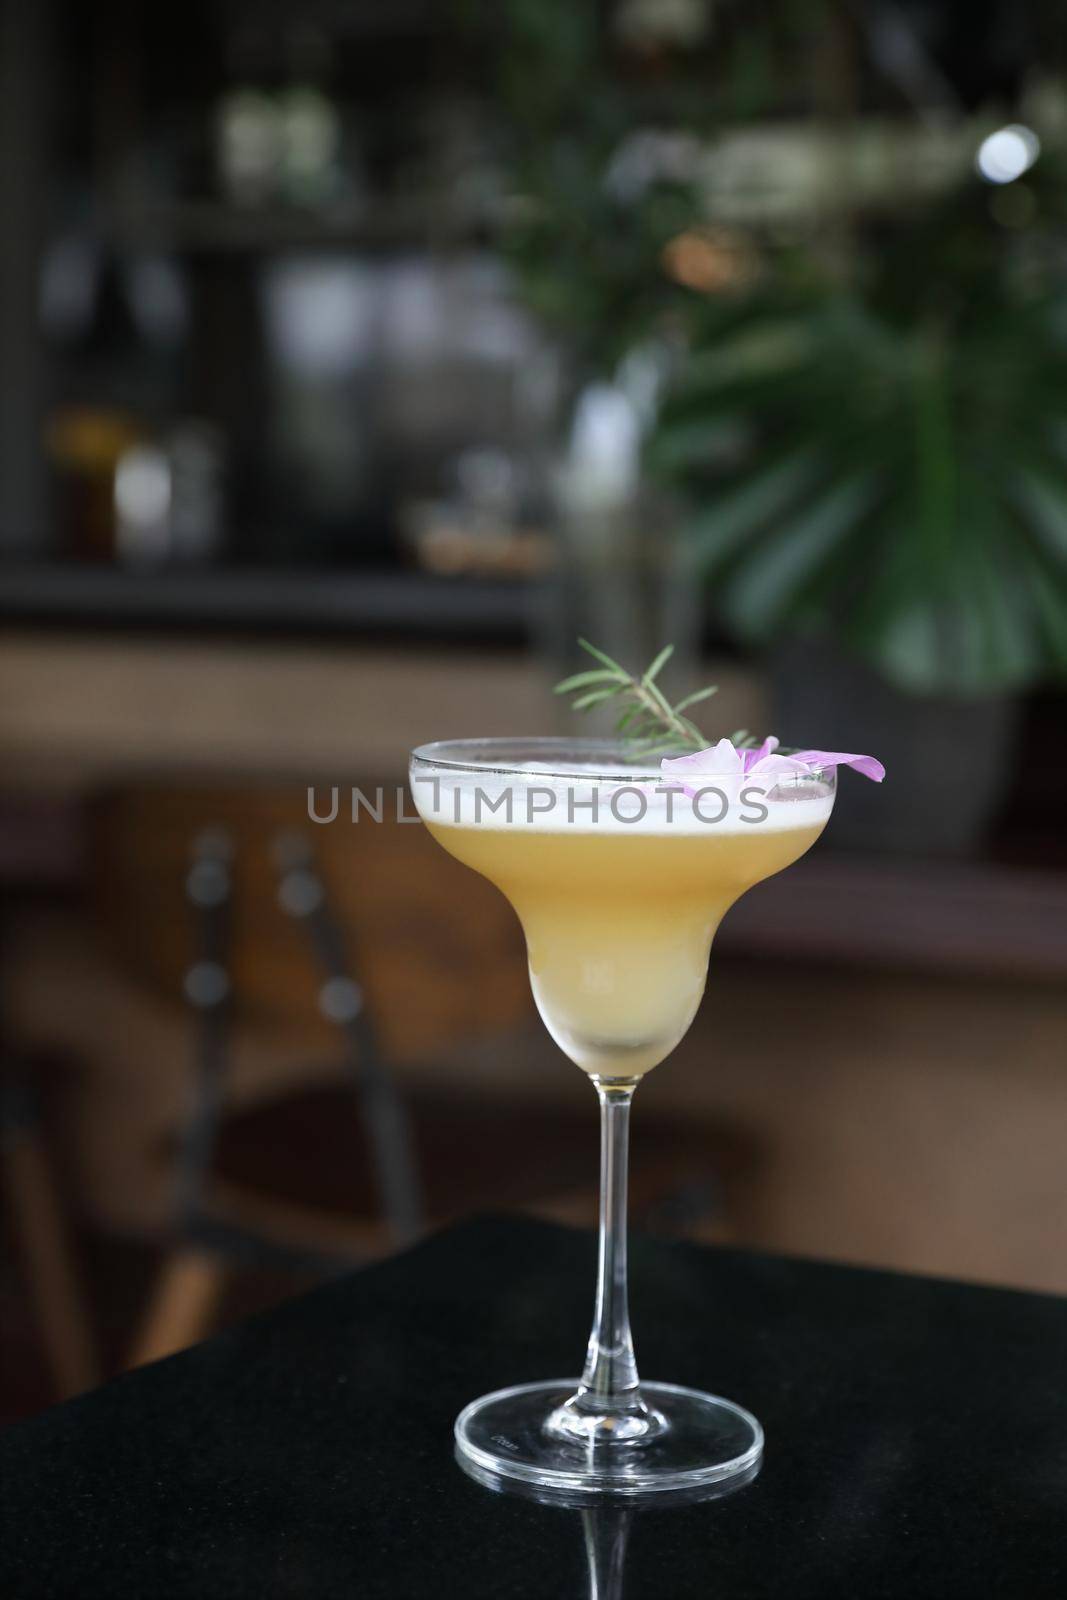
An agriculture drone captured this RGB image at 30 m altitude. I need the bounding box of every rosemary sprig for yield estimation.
[554,639,721,755]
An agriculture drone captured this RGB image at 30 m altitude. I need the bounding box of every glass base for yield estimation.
[454,1379,763,1496]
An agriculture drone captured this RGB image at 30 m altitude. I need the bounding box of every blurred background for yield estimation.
[2,0,1066,1419]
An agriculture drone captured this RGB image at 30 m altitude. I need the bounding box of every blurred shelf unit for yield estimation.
[107,198,489,257]
[0,564,543,641]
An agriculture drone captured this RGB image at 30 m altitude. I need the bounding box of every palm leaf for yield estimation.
[726,474,882,636]
[685,450,826,568]
[1010,472,1067,563]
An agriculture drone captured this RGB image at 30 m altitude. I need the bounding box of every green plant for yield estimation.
[475,2,1067,693]
[469,0,714,373]
[651,184,1067,695]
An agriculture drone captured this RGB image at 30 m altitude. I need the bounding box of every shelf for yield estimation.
[0,563,543,641]
[110,198,479,256]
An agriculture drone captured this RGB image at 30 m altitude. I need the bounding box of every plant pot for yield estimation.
[770,640,1021,857]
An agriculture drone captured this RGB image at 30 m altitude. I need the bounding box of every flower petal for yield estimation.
[790,749,886,782]
[748,753,812,778]
[660,739,744,781]
[740,735,780,772]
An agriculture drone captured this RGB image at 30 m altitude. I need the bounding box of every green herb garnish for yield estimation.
[554,639,727,756]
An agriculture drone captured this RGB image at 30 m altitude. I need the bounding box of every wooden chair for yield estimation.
[7,779,746,1368]
[89,779,542,1361]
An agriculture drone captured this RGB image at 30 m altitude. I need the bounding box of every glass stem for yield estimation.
[548,1076,664,1443]
[577,1080,642,1414]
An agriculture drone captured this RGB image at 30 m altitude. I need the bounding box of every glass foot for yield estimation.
[454,1380,762,1496]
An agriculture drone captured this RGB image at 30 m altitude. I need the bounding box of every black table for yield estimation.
[1,1217,1064,1598]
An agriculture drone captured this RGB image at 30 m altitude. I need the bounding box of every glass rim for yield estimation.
[410,736,836,786]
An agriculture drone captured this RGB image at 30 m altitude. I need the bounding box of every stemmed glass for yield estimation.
[410,737,836,1493]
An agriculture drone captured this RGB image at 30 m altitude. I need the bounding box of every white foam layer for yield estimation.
[410,770,834,835]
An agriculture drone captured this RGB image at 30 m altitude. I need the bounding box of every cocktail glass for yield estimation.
[410,737,836,1494]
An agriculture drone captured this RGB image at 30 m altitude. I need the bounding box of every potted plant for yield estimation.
[651,173,1067,852]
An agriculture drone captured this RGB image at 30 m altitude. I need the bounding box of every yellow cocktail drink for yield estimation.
[418,776,831,1079]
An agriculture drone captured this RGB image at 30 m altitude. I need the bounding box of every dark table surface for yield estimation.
[1,1217,1064,1599]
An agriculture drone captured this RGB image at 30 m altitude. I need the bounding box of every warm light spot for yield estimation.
[661,227,756,294]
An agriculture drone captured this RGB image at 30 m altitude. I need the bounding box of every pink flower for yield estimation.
[660,737,885,793]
